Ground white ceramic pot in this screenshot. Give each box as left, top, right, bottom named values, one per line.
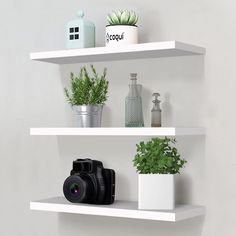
left=105, top=25, right=138, bottom=46
left=138, top=174, right=175, bottom=210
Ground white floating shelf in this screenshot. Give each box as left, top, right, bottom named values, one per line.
left=30, top=41, right=205, bottom=64
left=30, top=127, right=205, bottom=136
left=30, top=197, right=205, bottom=222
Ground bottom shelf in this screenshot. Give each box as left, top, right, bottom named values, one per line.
left=30, top=197, right=205, bottom=222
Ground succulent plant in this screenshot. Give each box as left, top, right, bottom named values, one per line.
left=107, top=10, right=138, bottom=26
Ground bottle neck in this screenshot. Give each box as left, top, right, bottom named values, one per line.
left=130, top=78, right=137, bottom=85
left=152, top=101, right=161, bottom=111
left=154, top=103, right=160, bottom=108
left=128, top=79, right=140, bottom=97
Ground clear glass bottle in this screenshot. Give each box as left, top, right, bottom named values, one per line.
left=151, top=93, right=162, bottom=127
left=125, top=73, right=144, bottom=127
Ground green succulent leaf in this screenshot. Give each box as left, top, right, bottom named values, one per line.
left=110, top=11, right=120, bottom=24
left=133, top=14, right=139, bottom=25
left=120, top=10, right=130, bottom=24
left=116, top=9, right=123, bottom=18
left=107, top=14, right=114, bottom=25
left=107, top=9, right=138, bottom=26
left=128, top=11, right=136, bottom=25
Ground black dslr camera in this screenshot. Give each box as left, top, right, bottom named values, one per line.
left=63, top=159, right=115, bottom=204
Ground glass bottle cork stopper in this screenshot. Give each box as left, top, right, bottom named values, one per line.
left=152, top=93, right=160, bottom=103
left=77, top=10, right=84, bottom=18
left=130, top=73, right=137, bottom=80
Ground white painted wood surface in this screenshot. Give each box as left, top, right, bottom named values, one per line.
left=30, top=127, right=205, bottom=136
left=30, top=197, right=205, bottom=222
left=30, top=41, right=205, bottom=64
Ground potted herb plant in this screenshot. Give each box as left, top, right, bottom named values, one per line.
left=133, top=137, right=187, bottom=210
left=106, top=10, right=138, bottom=46
left=64, top=65, right=108, bottom=127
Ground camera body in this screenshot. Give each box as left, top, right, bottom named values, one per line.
left=63, top=158, right=115, bottom=204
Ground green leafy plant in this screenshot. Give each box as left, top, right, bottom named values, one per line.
left=133, top=137, right=187, bottom=174
left=64, top=65, right=109, bottom=106
left=107, top=10, right=138, bottom=26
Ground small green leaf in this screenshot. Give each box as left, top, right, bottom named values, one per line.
left=132, top=137, right=187, bottom=174
left=64, top=65, right=109, bottom=106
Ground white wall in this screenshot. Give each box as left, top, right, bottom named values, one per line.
left=0, top=0, right=235, bottom=235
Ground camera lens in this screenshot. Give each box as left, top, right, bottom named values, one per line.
left=63, top=175, right=94, bottom=203
left=69, top=183, right=80, bottom=196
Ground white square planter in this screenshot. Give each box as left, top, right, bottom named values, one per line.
left=138, top=174, right=175, bottom=210
left=105, top=25, right=138, bottom=46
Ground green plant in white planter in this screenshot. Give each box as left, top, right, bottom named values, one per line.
left=64, top=65, right=108, bottom=127
left=106, top=10, right=139, bottom=46
left=133, top=137, right=187, bottom=210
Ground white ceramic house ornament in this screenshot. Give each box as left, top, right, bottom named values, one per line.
left=66, top=11, right=95, bottom=49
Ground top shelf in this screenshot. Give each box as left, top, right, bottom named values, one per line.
left=30, top=41, right=206, bottom=64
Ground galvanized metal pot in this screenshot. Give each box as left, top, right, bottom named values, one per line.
left=73, top=105, right=103, bottom=127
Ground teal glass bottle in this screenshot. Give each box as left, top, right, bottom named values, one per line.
left=125, top=73, right=144, bottom=127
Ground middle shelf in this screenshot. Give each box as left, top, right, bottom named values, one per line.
left=30, top=197, right=205, bottom=222
left=30, top=127, right=205, bottom=136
